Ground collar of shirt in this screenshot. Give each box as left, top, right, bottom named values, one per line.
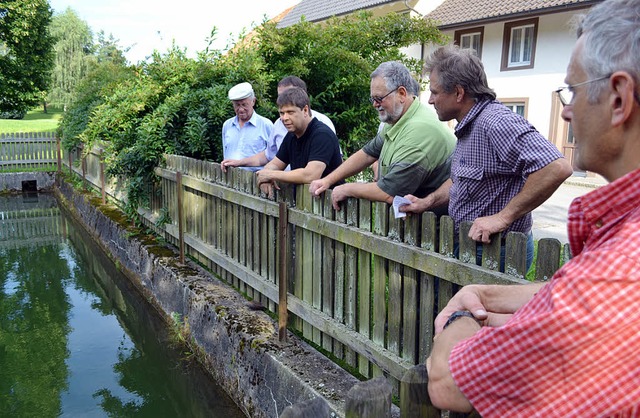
left=568, top=168, right=640, bottom=256
left=232, top=111, right=258, bottom=128
left=454, top=99, right=492, bottom=139
left=383, top=97, right=420, bottom=142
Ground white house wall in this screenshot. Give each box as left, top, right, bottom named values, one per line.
left=421, top=10, right=585, bottom=141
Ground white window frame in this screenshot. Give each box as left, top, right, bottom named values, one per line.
left=501, top=18, right=538, bottom=71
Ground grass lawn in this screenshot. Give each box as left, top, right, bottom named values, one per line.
left=0, top=106, right=63, bottom=133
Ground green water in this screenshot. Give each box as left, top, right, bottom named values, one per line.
left=0, top=194, right=245, bottom=418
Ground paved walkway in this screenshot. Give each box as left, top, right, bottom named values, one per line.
left=532, top=174, right=606, bottom=243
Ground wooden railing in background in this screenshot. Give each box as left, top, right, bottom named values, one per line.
left=61, top=151, right=569, bottom=409
left=0, top=132, right=58, bottom=172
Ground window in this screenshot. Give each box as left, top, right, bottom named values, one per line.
left=501, top=18, right=538, bottom=71
left=454, top=27, right=484, bottom=58
left=500, top=98, right=528, bottom=118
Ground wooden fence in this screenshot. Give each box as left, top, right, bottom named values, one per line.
left=0, top=132, right=59, bottom=172
left=61, top=150, right=568, bottom=410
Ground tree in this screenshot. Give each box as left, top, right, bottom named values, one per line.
left=62, top=11, right=444, bottom=216
left=0, top=0, right=55, bottom=118
left=47, top=7, right=93, bottom=111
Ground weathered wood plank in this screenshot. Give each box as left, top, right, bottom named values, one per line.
left=333, top=189, right=346, bottom=361
left=372, top=201, right=388, bottom=378
left=403, top=214, right=419, bottom=364
left=345, top=198, right=358, bottom=368
left=358, top=198, right=372, bottom=377
left=536, top=238, right=562, bottom=281
left=312, top=186, right=323, bottom=346
left=322, top=191, right=335, bottom=354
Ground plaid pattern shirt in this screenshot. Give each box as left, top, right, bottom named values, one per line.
left=449, top=99, right=563, bottom=234
left=449, top=168, right=640, bottom=417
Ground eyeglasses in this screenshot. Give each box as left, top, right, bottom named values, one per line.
left=555, top=74, right=611, bottom=106
left=369, top=87, right=399, bottom=105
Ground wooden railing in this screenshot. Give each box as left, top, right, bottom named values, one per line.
left=0, top=132, right=59, bottom=172
left=61, top=151, right=569, bottom=403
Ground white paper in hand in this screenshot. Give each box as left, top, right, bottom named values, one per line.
left=392, top=196, right=412, bottom=218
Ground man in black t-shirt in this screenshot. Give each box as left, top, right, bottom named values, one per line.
left=256, top=87, right=343, bottom=197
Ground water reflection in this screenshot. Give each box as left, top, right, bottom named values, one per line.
left=0, top=193, right=244, bottom=418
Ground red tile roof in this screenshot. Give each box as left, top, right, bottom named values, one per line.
left=427, top=0, right=602, bottom=28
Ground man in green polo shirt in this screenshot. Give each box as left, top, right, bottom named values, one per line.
left=309, top=61, right=455, bottom=213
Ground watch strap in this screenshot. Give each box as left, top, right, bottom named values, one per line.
left=443, top=310, right=480, bottom=329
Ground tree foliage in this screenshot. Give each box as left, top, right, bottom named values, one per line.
left=0, top=0, right=55, bottom=118
left=47, top=7, right=93, bottom=110
left=61, top=11, right=445, bottom=215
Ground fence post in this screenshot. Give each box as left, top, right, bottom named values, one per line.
left=56, top=136, right=62, bottom=176
left=280, top=397, right=330, bottom=418
left=68, top=148, right=73, bottom=176
left=80, top=145, right=87, bottom=191
left=100, top=152, right=106, bottom=205
left=176, top=171, right=185, bottom=264
left=278, top=201, right=289, bottom=342
left=345, top=377, right=392, bottom=418
left=400, top=364, right=440, bottom=418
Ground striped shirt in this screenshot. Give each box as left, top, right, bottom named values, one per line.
left=449, top=168, right=640, bottom=417
left=449, top=99, right=562, bottom=234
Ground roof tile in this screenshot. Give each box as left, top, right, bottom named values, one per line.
left=278, top=0, right=397, bottom=27
left=427, top=0, right=601, bottom=27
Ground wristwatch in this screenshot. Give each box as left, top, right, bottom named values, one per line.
left=443, top=310, right=482, bottom=330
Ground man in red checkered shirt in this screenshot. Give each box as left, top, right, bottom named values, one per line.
left=427, top=0, right=640, bottom=416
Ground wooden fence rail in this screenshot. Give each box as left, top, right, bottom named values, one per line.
left=0, top=132, right=58, bottom=172
left=61, top=151, right=569, bottom=408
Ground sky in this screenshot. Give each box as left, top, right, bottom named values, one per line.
left=48, top=0, right=299, bottom=63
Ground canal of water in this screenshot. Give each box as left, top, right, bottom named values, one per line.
left=0, top=193, right=245, bottom=417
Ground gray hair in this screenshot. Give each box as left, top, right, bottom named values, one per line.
left=576, top=0, right=640, bottom=102
left=371, top=61, right=420, bottom=96
left=424, top=45, right=496, bottom=101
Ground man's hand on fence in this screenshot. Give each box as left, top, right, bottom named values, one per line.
left=260, top=182, right=278, bottom=199
left=399, top=194, right=431, bottom=215
left=309, top=178, right=330, bottom=197
left=469, top=213, right=510, bottom=244
left=221, top=159, right=241, bottom=173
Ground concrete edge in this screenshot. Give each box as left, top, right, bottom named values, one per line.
left=54, top=179, right=363, bottom=418
left=0, top=172, right=56, bottom=192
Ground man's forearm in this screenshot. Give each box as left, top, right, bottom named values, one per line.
left=266, top=168, right=321, bottom=185
left=471, top=283, right=544, bottom=314
left=428, top=317, right=479, bottom=411
left=337, top=182, right=392, bottom=204
left=323, top=149, right=376, bottom=186
left=498, top=158, right=572, bottom=225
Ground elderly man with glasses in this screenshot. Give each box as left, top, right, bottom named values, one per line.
left=221, top=82, right=274, bottom=172
left=310, top=61, right=456, bottom=213
left=417, top=0, right=640, bottom=415
left=400, top=45, right=573, bottom=270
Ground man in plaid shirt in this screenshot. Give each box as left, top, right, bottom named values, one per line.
left=400, top=49, right=573, bottom=269
left=426, top=0, right=640, bottom=416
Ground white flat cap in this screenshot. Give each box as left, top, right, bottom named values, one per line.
left=228, top=82, right=254, bottom=101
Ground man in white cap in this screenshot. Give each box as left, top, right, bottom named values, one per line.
left=221, top=82, right=273, bottom=172
left=220, top=76, right=337, bottom=172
